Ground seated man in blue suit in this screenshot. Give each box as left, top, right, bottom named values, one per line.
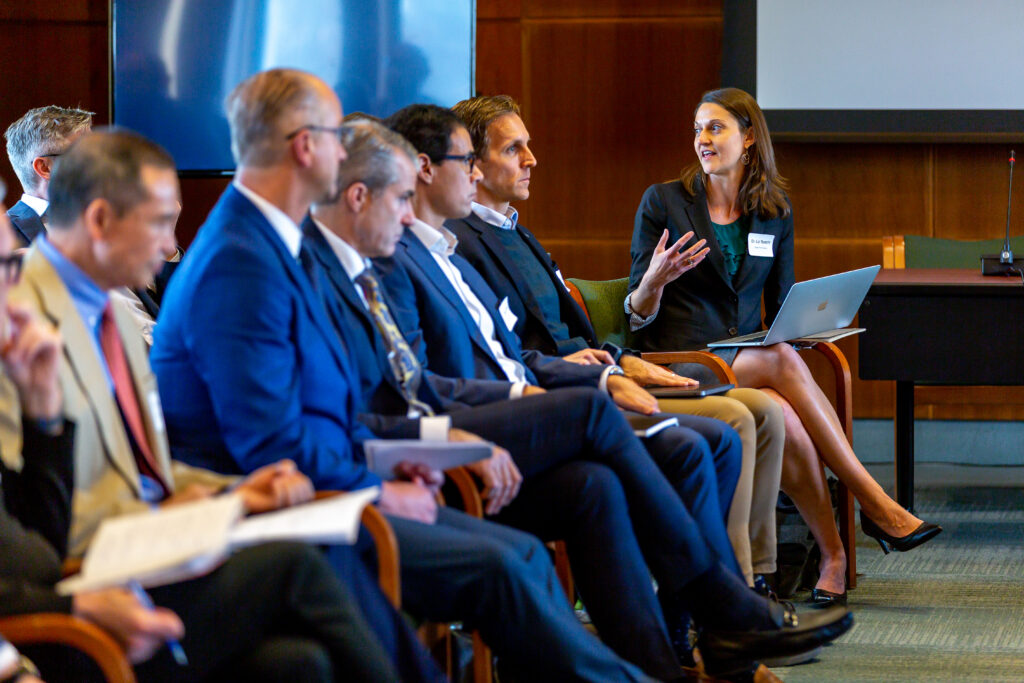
left=152, top=68, right=659, bottom=682
left=303, top=112, right=851, bottom=680
left=377, top=106, right=743, bottom=559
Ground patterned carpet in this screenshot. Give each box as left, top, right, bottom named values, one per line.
left=775, top=483, right=1024, bottom=682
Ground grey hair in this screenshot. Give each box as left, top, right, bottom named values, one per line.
left=337, top=119, right=417, bottom=195
left=4, top=106, right=94, bottom=193
left=225, top=68, right=329, bottom=167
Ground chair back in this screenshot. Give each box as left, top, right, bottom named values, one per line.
left=566, top=277, right=634, bottom=348
left=883, top=234, right=1024, bottom=269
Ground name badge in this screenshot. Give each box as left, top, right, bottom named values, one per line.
left=748, top=233, right=775, bottom=257
left=498, top=297, right=518, bottom=332
left=147, top=390, right=166, bottom=434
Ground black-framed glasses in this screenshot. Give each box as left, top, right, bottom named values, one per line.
left=442, top=153, right=477, bottom=173
left=38, top=153, right=63, bottom=159
left=0, top=252, right=23, bottom=285
left=284, top=124, right=346, bottom=141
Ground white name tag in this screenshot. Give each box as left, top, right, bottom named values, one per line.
left=147, top=390, right=166, bottom=434
left=748, top=233, right=775, bottom=257
left=498, top=297, right=518, bottom=332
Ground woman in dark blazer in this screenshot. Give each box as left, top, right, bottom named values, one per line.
left=627, top=88, right=940, bottom=606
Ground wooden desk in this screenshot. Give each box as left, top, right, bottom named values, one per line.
left=858, top=268, right=1024, bottom=510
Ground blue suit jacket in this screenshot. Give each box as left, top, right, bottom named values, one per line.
left=377, top=228, right=605, bottom=390
left=300, top=220, right=514, bottom=434
left=151, top=185, right=388, bottom=491
left=7, top=201, right=46, bottom=247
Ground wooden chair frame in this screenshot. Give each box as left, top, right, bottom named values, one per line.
left=0, top=614, right=137, bottom=683
left=0, top=495, right=403, bottom=683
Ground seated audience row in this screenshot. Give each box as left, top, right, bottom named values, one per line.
left=1, top=71, right=944, bottom=682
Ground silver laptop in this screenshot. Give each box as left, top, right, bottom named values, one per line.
left=707, top=265, right=881, bottom=348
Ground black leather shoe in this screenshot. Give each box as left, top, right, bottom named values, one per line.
left=809, top=587, right=848, bottom=607
left=860, top=511, right=942, bottom=555
left=698, top=604, right=853, bottom=663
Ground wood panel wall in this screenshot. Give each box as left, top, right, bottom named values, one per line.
left=477, top=0, right=1024, bottom=421
left=2, top=0, right=1019, bottom=419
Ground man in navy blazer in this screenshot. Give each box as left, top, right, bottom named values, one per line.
left=4, top=106, right=93, bottom=246
left=449, top=95, right=788, bottom=590
left=152, top=70, right=655, bottom=682
left=306, top=109, right=851, bottom=679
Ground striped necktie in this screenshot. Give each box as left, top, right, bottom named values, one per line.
left=355, top=268, right=435, bottom=417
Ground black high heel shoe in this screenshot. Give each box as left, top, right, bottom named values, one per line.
left=810, top=587, right=847, bottom=608
left=860, top=511, right=942, bottom=554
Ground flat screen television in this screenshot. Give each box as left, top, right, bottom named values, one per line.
left=722, top=0, right=1024, bottom=141
left=112, top=0, right=475, bottom=174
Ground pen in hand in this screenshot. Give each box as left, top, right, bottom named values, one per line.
left=127, top=580, right=189, bottom=666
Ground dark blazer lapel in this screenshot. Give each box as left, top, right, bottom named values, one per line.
left=303, top=223, right=405, bottom=398
left=399, top=234, right=499, bottom=364
left=7, top=201, right=46, bottom=246
left=514, top=223, right=597, bottom=340
left=226, top=189, right=353, bottom=379
left=450, top=253, right=528, bottom=364
left=682, top=184, right=735, bottom=293
left=462, top=213, right=549, bottom=324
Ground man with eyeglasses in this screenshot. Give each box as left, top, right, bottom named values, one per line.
left=0, top=173, right=444, bottom=682
left=4, top=106, right=182, bottom=345
left=4, top=107, right=93, bottom=247
left=152, top=70, right=659, bottom=681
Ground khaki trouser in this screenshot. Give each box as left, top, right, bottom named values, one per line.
left=656, top=388, right=784, bottom=585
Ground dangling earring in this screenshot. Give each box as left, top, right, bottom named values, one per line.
left=741, top=151, right=751, bottom=165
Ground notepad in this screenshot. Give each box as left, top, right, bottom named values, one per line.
left=57, top=488, right=379, bottom=594
left=363, top=440, right=493, bottom=479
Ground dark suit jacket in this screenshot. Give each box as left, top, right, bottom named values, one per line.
left=0, top=419, right=76, bottom=615
left=301, top=220, right=513, bottom=435
left=151, top=185, right=385, bottom=491
left=446, top=213, right=604, bottom=358
left=6, top=200, right=45, bottom=247
left=627, top=181, right=794, bottom=352
left=378, top=228, right=605, bottom=391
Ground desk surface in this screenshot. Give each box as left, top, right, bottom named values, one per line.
left=873, top=268, right=1024, bottom=287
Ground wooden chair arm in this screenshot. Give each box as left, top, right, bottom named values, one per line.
left=62, top=557, right=83, bottom=578
left=639, top=351, right=738, bottom=384
left=314, top=491, right=401, bottom=607
left=444, top=467, right=485, bottom=518
left=359, top=505, right=401, bottom=608
left=0, top=614, right=137, bottom=683
left=799, top=341, right=853, bottom=442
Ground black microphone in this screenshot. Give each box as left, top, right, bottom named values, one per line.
left=1002, top=151, right=1015, bottom=263
left=982, top=150, right=1023, bottom=275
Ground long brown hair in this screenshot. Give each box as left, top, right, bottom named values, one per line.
left=680, top=88, right=790, bottom=219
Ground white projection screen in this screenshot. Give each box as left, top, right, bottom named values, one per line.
left=721, top=0, right=1024, bottom=141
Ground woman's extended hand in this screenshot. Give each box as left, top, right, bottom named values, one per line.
left=631, top=230, right=710, bottom=317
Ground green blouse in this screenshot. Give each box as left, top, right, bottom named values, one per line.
left=712, top=215, right=750, bottom=281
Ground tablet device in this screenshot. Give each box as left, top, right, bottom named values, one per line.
left=645, top=382, right=735, bottom=398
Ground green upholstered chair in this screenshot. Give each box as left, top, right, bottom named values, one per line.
left=566, top=277, right=635, bottom=349
left=883, top=234, right=1024, bottom=269
left=566, top=275, right=858, bottom=588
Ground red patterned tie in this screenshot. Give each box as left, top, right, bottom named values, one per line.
left=99, top=302, right=169, bottom=497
